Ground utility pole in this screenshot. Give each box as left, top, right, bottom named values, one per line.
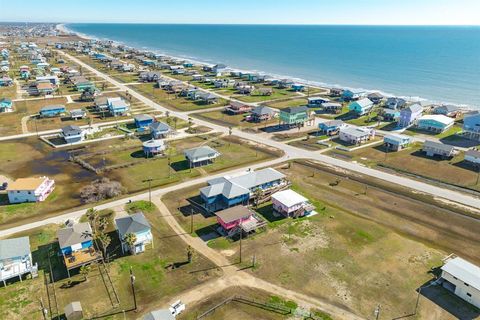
left=39, top=298, right=47, bottom=320
left=190, top=208, right=194, bottom=234
left=142, top=178, right=153, bottom=203
left=239, top=231, right=243, bottom=264
left=130, top=267, right=137, bottom=312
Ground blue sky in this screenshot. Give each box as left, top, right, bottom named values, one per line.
left=1, top=0, right=479, bottom=25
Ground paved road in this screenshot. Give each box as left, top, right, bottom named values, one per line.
left=0, top=156, right=288, bottom=238
left=145, top=197, right=365, bottom=320
left=60, top=51, right=480, bottom=209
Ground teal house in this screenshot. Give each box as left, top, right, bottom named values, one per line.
left=0, top=98, right=13, bottom=113
left=349, top=98, right=374, bottom=116
left=280, top=106, right=310, bottom=127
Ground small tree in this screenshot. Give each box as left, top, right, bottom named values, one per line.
left=86, top=208, right=99, bottom=234
left=124, top=233, right=138, bottom=255
left=173, top=117, right=178, bottom=130
left=79, top=264, right=91, bottom=282
left=165, top=110, right=170, bottom=119
left=97, top=233, right=111, bottom=260
left=97, top=216, right=109, bottom=233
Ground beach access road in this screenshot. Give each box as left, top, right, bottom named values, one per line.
left=58, top=51, right=480, bottom=210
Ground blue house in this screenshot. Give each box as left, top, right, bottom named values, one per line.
left=134, top=114, right=154, bottom=129
left=399, top=104, right=423, bottom=127
left=107, top=98, right=129, bottom=116
left=383, top=134, right=412, bottom=151
left=342, top=89, right=365, bottom=101
left=93, top=53, right=106, bottom=59
left=115, top=212, right=153, bottom=254
left=0, top=237, right=37, bottom=286
left=0, top=98, right=13, bottom=113
left=382, top=108, right=401, bottom=121
left=200, top=168, right=286, bottom=212
left=463, top=112, right=480, bottom=141
left=149, top=121, right=171, bottom=139
left=39, top=105, right=66, bottom=118
left=318, top=120, right=346, bottom=135
left=308, top=97, right=330, bottom=107
left=291, top=83, right=305, bottom=92
left=349, top=98, right=374, bottom=116
left=417, top=115, right=454, bottom=133
left=57, top=222, right=101, bottom=277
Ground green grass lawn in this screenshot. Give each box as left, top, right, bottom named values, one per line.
left=129, top=83, right=229, bottom=112
left=264, top=98, right=308, bottom=109
left=404, top=124, right=463, bottom=139
left=233, top=88, right=299, bottom=103
left=0, top=202, right=222, bottom=320
left=166, top=160, right=480, bottom=319
left=193, top=110, right=277, bottom=130
left=328, top=141, right=480, bottom=190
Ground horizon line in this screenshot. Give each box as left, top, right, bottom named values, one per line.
left=1, top=21, right=480, bottom=27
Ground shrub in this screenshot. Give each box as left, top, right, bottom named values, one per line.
left=80, top=178, right=125, bottom=203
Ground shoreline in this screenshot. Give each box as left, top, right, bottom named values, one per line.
left=57, top=23, right=475, bottom=111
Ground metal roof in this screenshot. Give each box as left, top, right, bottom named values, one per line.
left=184, top=146, right=220, bottom=160
left=57, top=222, right=93, bottom=249
left=271, top=189, right=308, bottom=208
left=0, top=237, right=30, bottom=260
left=442, top=257, right=480, bottom=291
left=423, top=140, right=455, bottom=152
left=149, top=122, right=171, bottom=132
left=115, top=212, right=151, bottom=237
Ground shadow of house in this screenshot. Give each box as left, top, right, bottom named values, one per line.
left=256, top=204, right=286, bottom=224
left=410, top=150, right=452, bottom=162
left=420, top=284, right=480, bottom=320
left=33, top=242, right=69, bottom=282
left=194, top=224, right=222, bottom=242
left=178, top=195, right=211, bottom=218
left=170, top=159, right=191, bottom=172
left=130, top=150, right=146, bottom=159
left=439, top=136, right=480, bottom=148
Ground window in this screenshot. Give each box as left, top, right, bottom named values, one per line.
left=467, top=293, right=472, bottom=297
left=464, top=283, right=470, bottom=287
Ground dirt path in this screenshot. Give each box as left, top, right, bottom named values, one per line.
left=20, top=115, right=30, bottom=134
left=152, top=198, right=364, bottom=320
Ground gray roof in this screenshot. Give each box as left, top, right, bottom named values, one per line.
left=442, top=257, right=480, bottom=291
left=134, top=114, right=154, bottom=122
left=62, top=125, right=82, bottom=135
left=115, top=212, right=151, bottom=237
left=0, top=237, right=30, bottom=260
left=322, top=120, right=344, bottom=127
left=95, top=96, right=108, bottom=106
left=282, top=106, right=309, bottom=114
left=201, top=168, right=285, bottom=199
left=143, top=310, right=175, bottom=320
left=423, top=140, right=455, bottom=152
left=405, top=103, right=423, bottom=113
left=340, top=127, right=372, bottom=138
left=384, top=133, right=411, bottom=144
left=41, top=105, right=65, bottom=112
left=435, top=105, right=459, bottom=113
left=57, top=222, right=93, bottom=249
left=251, top=106, right=276, bottom=116
left=184, top=146, right=220, bottom=160
left=149, top=121, right=171, bottom=132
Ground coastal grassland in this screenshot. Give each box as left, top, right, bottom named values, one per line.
left=264, top=97, right=308, bottom=109
left=0, top=224, right=57, bottom=320
left=0, top=134, right=280, bottom=229
left=404, top=124, right=464, bottom=139
left=327, top=142, right=480, bottom=191
left=287, top=135, right=329, bottom=151
left=0, top=202, right=221, bottom=320
left=107, top=134, right=282, bottom=193
left=0, top=83, right=17, bottom=99
left=178, top=287, right=313, bottom=320
left=0, top=97, right=67, bottom=135
left=164, top=160, right=480, bottom=319
left=232, top=87, right=300, bottom=103
left=127, top=83, right=229, bottom=112
left=192, top=110, right=277, bottom=130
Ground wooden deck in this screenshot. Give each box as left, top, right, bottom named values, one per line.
left=64, top=249, right=102, bottom=270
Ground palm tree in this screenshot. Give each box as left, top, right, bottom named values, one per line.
left=124, top=233, right=138, bottom=255
left=253, top=188, right=264, bottom=208
left=97, top=233, right=111, bottom=260
left=79, top=264, right=91, bottom=282
left=86, top=208, right=99, bottom=234
left=97, top=217, right=109, bottom=233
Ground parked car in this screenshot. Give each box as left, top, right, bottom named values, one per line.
left=169, top=300, right=186, bottom=317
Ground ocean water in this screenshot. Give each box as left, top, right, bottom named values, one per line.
left=67, top=24, right=480, bottom=107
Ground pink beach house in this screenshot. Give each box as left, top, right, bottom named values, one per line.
left=215, top=206, right=255, bottom=231
left=7, top=177, right=55, bottom=204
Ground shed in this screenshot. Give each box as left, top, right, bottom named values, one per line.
left=64, top=301, right=83, bottom=320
